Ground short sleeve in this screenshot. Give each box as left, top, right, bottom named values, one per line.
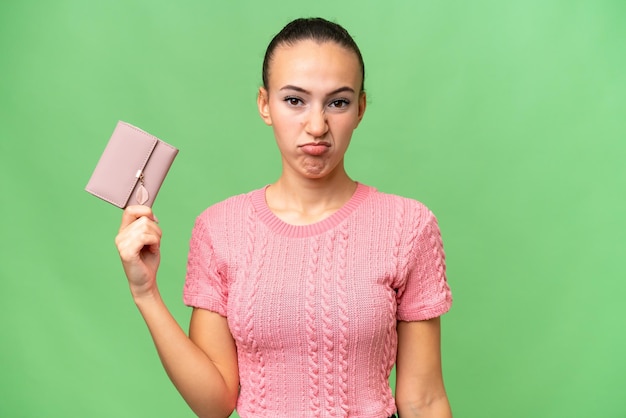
left=396, top=210, right=452, bottom=321
left=183, top=216, right=228, bottom=316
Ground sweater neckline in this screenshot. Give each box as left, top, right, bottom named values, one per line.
left=250, top=182, right=373, bottom=238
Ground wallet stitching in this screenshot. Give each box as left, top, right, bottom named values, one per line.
left=121, top=121, right=179, bottom=153
left=85, top=188, right=123, bottom=208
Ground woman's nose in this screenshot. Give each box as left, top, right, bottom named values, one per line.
left=305, top=109, right=328, bottom=138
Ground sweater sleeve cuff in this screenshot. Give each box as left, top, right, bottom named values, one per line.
left=183, top=293, right=228, bottom=317
left=397, top=296, right=452, bottom=322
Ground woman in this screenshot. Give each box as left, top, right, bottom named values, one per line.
left=116, top=17, right=453, bottom=418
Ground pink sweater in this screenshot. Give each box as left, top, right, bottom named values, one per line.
left=184, top=183, right=452, bottom=417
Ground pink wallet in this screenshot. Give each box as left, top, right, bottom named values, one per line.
left=85, top=121, right=179, bottom=208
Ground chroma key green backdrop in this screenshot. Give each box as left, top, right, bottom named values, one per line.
left=1, top=1, right=625, bottom=417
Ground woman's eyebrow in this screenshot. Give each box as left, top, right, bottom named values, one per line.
left=279, top=85, right=356, bottom=95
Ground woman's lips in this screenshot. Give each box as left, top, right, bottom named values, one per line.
left=300, top=142, right=330, bottom=156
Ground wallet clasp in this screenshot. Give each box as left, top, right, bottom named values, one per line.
left=135, top=169, right=149, bottom=205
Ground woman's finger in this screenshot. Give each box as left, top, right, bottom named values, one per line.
left=116, top=211, right=163, bottom=261
left=116, top=227, right=161, bottom=258
left=119, top=205, right=158, bottom=232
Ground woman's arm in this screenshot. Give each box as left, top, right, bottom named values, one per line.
left=116, top=206, right=239, bottom=418
left=395, top=317, right=452, bottom=418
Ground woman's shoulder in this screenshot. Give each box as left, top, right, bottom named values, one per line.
left=365, top=185, right=436, bottom=219
left=195, top=186, right=265, bottom=223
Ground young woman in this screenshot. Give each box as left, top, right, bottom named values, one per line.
left=115, top=18, right=453, bottom=418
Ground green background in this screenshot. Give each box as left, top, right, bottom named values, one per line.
left=1, top=1, right=624, bottom=417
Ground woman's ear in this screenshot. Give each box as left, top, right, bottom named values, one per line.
left=355, top=91, right=367, bottom=128
left=257, top=87, right=272, bottom=126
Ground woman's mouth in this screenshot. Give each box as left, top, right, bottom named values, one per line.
left=299, top=142, right=330, bottom=156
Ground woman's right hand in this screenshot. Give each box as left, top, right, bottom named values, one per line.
left=115, top=207, right=240, bottom=417
left=115, top=205, right=162, bottom=299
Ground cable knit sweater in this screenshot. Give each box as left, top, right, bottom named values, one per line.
left=183, top=183, right=452, bottom=417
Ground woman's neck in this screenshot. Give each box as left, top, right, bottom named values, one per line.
left=266, top=171, right=357, bottom=226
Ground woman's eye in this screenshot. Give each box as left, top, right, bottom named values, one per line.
left=329, top=99, right=350, bottom=109
left=285, top=97, right=303, bottom=106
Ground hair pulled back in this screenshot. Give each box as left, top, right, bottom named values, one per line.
left=262, top=17, right=365, bottom=92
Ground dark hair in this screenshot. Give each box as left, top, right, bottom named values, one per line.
left=262, top=17, right=365, bottom=92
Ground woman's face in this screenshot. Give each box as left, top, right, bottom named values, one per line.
left=258, top=40, right=366, bottom=180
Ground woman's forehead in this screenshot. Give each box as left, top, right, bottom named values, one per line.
left=268, top=40, right=362, bottom=91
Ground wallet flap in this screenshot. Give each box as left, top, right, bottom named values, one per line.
left=85, top=121, right=159, bottom=208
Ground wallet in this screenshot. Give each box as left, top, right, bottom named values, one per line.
left=85, top=121, right=179, bottom=208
